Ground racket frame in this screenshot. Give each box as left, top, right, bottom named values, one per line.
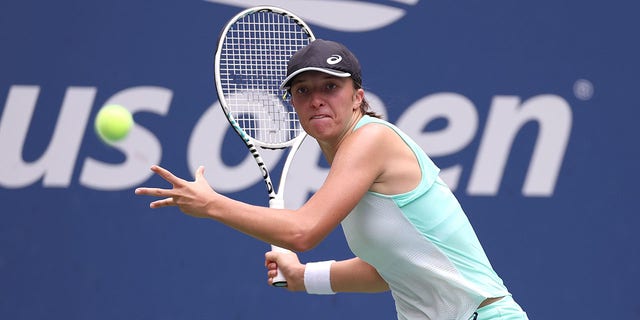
left=214, top=6, right=316, bottom=287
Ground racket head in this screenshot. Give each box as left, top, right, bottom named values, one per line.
left=214, top=6, right=315, bottom=149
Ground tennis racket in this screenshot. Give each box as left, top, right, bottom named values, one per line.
left=214, top=6, right=315, bottom=287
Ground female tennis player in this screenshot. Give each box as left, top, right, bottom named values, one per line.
left=136, top=39, right=528, bottom=319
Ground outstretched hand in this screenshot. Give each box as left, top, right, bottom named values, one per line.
left=135, top=165, right=218, bottom=219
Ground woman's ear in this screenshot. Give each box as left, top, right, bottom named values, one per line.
left=353, top=88, right=364, bottom=110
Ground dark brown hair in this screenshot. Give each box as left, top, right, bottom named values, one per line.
left=353, top=80, right=382, bottom=119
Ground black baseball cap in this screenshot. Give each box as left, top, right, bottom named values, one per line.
left=280, top=39, right=362, bottom=90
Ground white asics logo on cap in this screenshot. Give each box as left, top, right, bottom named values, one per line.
left=327, top=55, right=342, bottom=65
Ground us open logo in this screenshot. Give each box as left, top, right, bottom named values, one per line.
left=203, top=0, right=417, bottom=32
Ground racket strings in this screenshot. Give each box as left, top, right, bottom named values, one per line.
left=219, top=11, right=311, bottom=145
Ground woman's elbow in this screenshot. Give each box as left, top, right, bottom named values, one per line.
left=282, top=215, right=331, bottom=252
left=285, top=224, right=325, bottom=252
left=287, top=232, right=321, bottom=252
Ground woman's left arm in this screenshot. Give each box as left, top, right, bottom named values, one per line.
left=135, top=124, right=393, bottom=252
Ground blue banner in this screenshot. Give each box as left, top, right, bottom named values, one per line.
left=1, top=1, right=638, bottom=319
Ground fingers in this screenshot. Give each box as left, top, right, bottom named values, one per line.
left=195, top=166, right=206, bottom=181
left=265, top=253, right=279, bottom=283
left=265, top=253, right=278, bottom=271
left=134, top=187, right=170, bottom=197
left=265, top=251, right=275, bottom=262
left=150, top=165, right=183, bottom=185
left=134, top=165, right=208, bottom=210
left=265, top=260, right=279, bottom=286
left=134, top=165, right=190, bottom=198
left=134, top=185, right=175, bottom=208
left=265, top=261, right=278, bottom=271
left=267, top=266, right=278, bottom=277
left=150, top=197, right=176, bottom=208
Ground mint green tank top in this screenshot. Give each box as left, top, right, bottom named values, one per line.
left=341, top=116, right=509, bottom=320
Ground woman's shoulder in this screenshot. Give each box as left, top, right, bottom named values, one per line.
left=351, top=119, right=397, bottom=143
left=346, top=120, right=410, bottom=161
left=355, top=114, right=388, bottom=128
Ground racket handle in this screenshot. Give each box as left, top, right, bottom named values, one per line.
left=268, top=199, right=288, bottom=286
left=270, top=244, right=290, bottom=287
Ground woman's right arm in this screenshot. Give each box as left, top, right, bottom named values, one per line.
left=265, top=251, right=389, bottom=293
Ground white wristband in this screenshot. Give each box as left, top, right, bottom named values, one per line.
left=304, top=260, right=336, bottom=295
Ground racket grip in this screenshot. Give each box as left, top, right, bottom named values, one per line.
left=270, top=244, right=290, bottom=287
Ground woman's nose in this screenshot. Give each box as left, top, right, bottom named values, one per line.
left=309, top=91, right=324, bottom=108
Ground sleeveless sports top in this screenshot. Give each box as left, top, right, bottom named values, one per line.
left=341, top=115, right=509, bottom=320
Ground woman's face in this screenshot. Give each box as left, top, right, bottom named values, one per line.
left=290, top=71, right=363, bottom=141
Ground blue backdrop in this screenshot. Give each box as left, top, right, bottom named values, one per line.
left=1, top=1, right=638, bottom=319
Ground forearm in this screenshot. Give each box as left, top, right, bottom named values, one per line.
left=136, top=165, right=359, bottom=252
left=207, top=195, right=312, bottom=251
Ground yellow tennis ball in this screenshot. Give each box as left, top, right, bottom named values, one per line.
left=94, top=104, right=133, bottom=143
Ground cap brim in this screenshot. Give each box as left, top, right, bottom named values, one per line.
left=280, top=67, right=351, bottom=90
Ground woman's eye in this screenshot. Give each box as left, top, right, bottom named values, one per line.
left=325, top=83, right=337, bottom=90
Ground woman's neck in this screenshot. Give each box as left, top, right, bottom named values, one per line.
left=317, top=113, right=364, bottom=164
